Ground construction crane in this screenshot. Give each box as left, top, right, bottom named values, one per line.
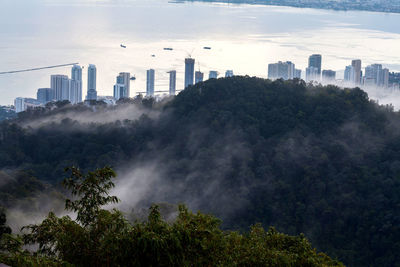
left=0, top=63, right=79, bottom=75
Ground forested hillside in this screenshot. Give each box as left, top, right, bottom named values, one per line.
left=0, top=77, right=399, bottom=266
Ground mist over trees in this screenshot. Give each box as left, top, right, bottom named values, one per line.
left=0, top=167, right=342, bottom=266
left=0, top=77, right=399, bottom=266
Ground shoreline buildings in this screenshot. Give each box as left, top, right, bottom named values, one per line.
left=184, top=58, right=195, bottom=88
left=146, top=69, right=155, bottom=96
left=168, top=70, right=176, bottom=96
left=86, top=64, right=97, bottom=101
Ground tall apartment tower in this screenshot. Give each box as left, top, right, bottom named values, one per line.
left=69, top=80, right=82, bottom=104
left=51, top=75, right=69, bottom=101
left=168, top=70, right=176, bottom=96
left=113, top=73, right=129, bottom=100
left=365, top=64, right=383, bottom=86
left=118, top=72, right=131, bottom=97
left=184, top=58, right=195, bottom=88
left=268, top=61, right=295, bottom=80
left=37, top=88, right=54, bottom=104
left=71, top=64, right=82, bottom=81
left=86, top=64, right=97, bottom=101
left=70, top=65, right=82, bottom=104
left=195, top=71, right=204, bottom=84
left=305, top=67, right=319, bottom=82
left=382, top=68, right=389, bottom=88
left=351, top=59, right=362, bottom=84
left=308, top=54, right=322, bottom=79
left=113, top=75, right=126, bottom=100
left=344, top=65, right=355, bottom=82
left=146, top=69, right=155, bottom=96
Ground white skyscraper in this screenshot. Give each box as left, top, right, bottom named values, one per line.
left=344, top=65, right=355, bottom=83
left=113, top=73, right=129, bottom=100
left=146, top=69, right=155, bottom=96
left=168, top=70, right=176, bottom=96
left=51, top=75, right=69, bottom=101
left=383, top=68, right=389, bottom=88
left=365, top=64, right=384, bottom=86
left=70, top=65, right=82, bottom=104
left=87, top=64, right=97, bottom=101
left=69, top=79, right=82, bottom=104
left=306, top=67, right=319, bottom=82
left=118, top=72, right=131, bottom=97
left=185, top=58, right=195, bottom=88
left=268, top=61, right=296, bottom=80
left=14, top=97, right=25, bottom=113
left=71, top=64, right=82, bottom=81
left=14, top=97, right=41, bottom=113
left=351, top=59, right=362, bottom=84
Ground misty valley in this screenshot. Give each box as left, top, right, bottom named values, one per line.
left=0, top=77, right=400, bottom=266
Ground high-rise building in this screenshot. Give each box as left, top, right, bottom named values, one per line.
left=51, top=75, right=69, bottom=101
left=87, top=64, right=97, bottom=101
left=71, top=64, right=82, bottom=81
left=118, top=72, right=131, bottom=97
left=382, top=68, right=389, bottom=88
left=113, top=73, right=129, bottom=100
left=268, top=61, right=295, bottom=80
left=308, top=54, right=322, bottom=78
left=36, top=88, right=54, bottom=104
left=322, top=70, right=336, bottom=82
left=113, top=84, right=126, bottom=100
left=168, top=70, right=176, bottom=96
left=70, top=65, right=82, bottom=104
left=225, top=70, right=234, bottom=77
left=294, top=69, right=302, bottom=79
left=195, top=71, right=204, bottom=84
left=146, top=69, right=155, bottom=96
left=365, top=64, right=383, bottom=86
left=306, top=67, right=319, bottom=82
left=69, top=80, right=82, bottom=104
left=14, top=97, right=25, bottom=113
left=351, top=60, right=362, bottom=84
left=185, top=58, right=195, bottom=88
left=14, top=97, right=41, bottom=113
left=344, top=65, right=355, bottom=82
left=209, top=71, right=218, bottom=79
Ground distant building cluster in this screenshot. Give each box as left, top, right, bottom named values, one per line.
left=14, top=64, right=85, bottom=113
left=13, top=57, right=235, bottom=113
left=268, top=54, right=399, bottom=91
left=12, top=52, right=400, bottom=114
left=144, top=58, right=232, bottom=97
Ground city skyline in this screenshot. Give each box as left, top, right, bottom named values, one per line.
left=10, top=54, right=400, bottom=113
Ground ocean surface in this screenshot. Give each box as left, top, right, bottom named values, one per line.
left=1, top=0, right=400, bottom=106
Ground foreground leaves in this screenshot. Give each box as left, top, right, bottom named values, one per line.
left=0, top=167, right=343, bottom=266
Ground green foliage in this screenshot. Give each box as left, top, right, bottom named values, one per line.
left=0, top=77, right=399, bottom=266
left=3, top=167, right=341, bottom=266
left=63, top=167, right=119, bottom=226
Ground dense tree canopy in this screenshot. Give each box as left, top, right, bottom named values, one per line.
left=0, top=107, right=16, bottom=122
left=0, top=77, right=399, bottom=266
left=0, top=167, right=342, bottom=267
